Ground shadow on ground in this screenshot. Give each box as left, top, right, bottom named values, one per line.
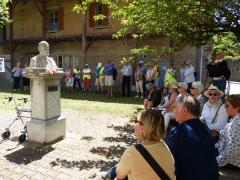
left=105, top=124, right=136, bottom=145
left=107, top=124, right=134, bottom=134
left=4, top=144, right=54, bottom=165
left=90, top=145, right=126, bottom=159
left=50, top=158, right=118, bottom=172
left=104, top=134, right=136, bottom=145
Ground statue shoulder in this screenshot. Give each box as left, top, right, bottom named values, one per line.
left=47, top=57, right=57, bottom=68
left=29, top=55, right=39, bottom=67
left=30, top=55, right=39, bottom=62
left=47, top=57, right=54, bottom=61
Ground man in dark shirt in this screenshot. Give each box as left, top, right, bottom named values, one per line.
left=212, top=52, right=231, bottom=91
left=205, top=59, right=217, bottom=89
left=165, top=95, right=218, bottom=180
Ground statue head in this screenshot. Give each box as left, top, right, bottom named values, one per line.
left=38, top=41, right=49, bottom=57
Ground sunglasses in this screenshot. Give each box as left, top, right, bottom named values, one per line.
left=134, top=120, right=143, bottom=125
left=208, top=93, right=218, bottom=97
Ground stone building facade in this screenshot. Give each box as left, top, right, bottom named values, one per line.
left=0, top=0, right=206, bottom=90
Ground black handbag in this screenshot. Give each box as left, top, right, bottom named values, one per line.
left=135, top=144, right=171, bottom=180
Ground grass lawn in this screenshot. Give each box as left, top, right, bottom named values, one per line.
left=0, top=82, right=142, bottom=119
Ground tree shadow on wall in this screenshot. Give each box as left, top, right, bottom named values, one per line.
left=50, top=158, right=118, bottom=172
left=4, top=144, right=54, bottom=165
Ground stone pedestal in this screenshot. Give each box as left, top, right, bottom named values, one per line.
left=26, top=68, right=66, bottom=144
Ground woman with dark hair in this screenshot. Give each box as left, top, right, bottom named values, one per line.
left=216, top=94, right=240, bottom=169
left=116, top=110, right=175, bottom=180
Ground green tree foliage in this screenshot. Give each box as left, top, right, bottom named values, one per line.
left=213, top=32, right=240, bottom=61
left=0, top=0, right=9, bottom=27
left=75, top=0, right=240, bottom=54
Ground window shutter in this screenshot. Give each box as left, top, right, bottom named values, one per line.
left=102, top=5, right=109, bottom=26
left=58, top=8, right=64, bottom=30
left=45, top=10, right=50, bottom=31
left=89, top=3, right=96, bottom=27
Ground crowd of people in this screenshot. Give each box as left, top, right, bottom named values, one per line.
left=107, top=52, right=239, bottom=180
left=64, top=60, right=117, bottom=97
left=63, top=59, right=171, bottom=98
left=112, top=93, right=240, bottom=180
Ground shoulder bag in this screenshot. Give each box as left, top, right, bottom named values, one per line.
left=210, top=103, right=223, bottom=141
left=135, top=144, right=171, bottom=180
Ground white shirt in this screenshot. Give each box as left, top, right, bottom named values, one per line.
left=83, top=68, right=91, bottom=74
left=216, top=114, right=240, bottom=168
left=200, top=99, right=228, bottom=131
left=184, top=65, right=195, bottom=83
left=145, top=68, right=155, bottom=81
left=121, top=64, right=132, bottom=76
left=12, top=67, right=22, bottom=77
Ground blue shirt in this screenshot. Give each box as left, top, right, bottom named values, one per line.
left=95, top=67, right=101, bottom=78
left=105, top=64, right=114, bottom=76
left=165, top=119, right=218, bottom=180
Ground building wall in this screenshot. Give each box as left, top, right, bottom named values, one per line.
left=0, top=0, right=206, bottom=90
left=13, top=1, right=41, bottom=39
left=12, top=0, right=122, bottom=40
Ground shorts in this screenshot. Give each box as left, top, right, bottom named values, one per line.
left=105, top=75, right=113, bottom=86
left=95, top=78, right=104, bottom=87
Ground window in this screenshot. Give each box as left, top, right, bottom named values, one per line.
left=89, top=3, right=109, bottom=28
left=96, top=4, right=103, bottom=26
left=46, top=8, right=64, bottom=31
left=49, top=10, right=58, bottom=31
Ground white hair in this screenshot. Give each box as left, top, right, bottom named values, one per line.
left=192, top=81, right=204, bottom=93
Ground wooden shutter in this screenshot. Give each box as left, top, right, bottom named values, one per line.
left=58, top=8, right=64, bottom=30
left=102, top=5, right=109, bottom=26
left=89, top=3, right=96, bottom=27
left=45, top=10, right=50, bottom=31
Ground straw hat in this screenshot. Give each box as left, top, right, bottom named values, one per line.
left=204, top=85, right=224, bottom=98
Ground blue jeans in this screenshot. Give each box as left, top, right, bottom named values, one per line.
left=212, top=80, right=226, bottom=92
left=106, top=166, right=128, bottom=180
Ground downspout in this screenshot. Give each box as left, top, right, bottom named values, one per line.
left=82, top=13, right=87, bottom=64
left=8, top=2, right=15, bottom=68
